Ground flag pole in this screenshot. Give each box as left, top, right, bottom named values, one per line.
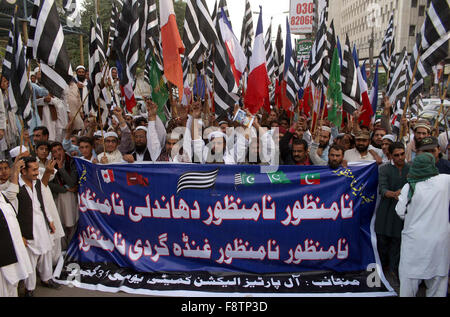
left=202, top=53, right=212, bottom=116
left=433, top=74, right=450, bottom=136
left=189, top=60, right=194, bottom=104
left=68, top=93, right=91, bottom=127
left=80, top=34, right=84, bottom=66
left=399, top=49, right=422, bottom=141
left=386, top=40, right=392, bottom=84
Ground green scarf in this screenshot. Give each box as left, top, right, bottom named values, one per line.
left=407, top=153, right=439, bottom=202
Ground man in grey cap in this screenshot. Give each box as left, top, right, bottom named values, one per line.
left=344, top=131, right=377, bottom=163
left=417, top=136, right=450, bottom=174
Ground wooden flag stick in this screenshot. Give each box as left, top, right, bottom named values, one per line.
left=386, top=41, right=393, bottom=84
left=433, top=74, right=450, bottom=135
left=68, top=92, right=91, bottom=127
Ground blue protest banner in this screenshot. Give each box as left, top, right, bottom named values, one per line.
left=66, top=160, right=380, bottom=275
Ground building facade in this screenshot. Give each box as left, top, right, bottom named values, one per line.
left=329, top=0, right=429, bottom=68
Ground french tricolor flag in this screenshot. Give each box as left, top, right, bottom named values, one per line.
left=219, top=8, right=246, bottom=87
left=353, top=45, right=373, bottom=126
left=244, top=7, right=270, bottom=115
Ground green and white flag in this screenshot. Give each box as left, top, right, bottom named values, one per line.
left=267, top=171, right=291, bottom=184
left=148, top=53, right=169, bottom=123
left=235, top=173, right=255, bottom=186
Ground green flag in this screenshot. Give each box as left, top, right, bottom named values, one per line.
left=327, top=47, right=343, bottom=127
left=148, top=53, right=169, bottom=123
left=235, top=173, right=255, bottom=186
left=267, top=171, right=291, bottom=184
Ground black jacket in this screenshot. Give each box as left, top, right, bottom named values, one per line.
left=132, top=148, right=152, bottom=162
left=0, top=194, right=17, bottom=267
left=17, top=180, right=51, bottom=240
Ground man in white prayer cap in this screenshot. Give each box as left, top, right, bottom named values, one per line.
left=201, top=131, right=235, bottom=165
left=97, top=131, right=125, bottom=164
left=65, top=65, right=92, bottom=131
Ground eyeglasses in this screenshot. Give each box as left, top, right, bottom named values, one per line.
left=392, top=152, right=405, bottom=157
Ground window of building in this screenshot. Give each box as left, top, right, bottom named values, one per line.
left=409, top=25, right=416, bottom=37
left=419, top=5, right=426, bottom=16
left=411, top=0, right=418, bottom=7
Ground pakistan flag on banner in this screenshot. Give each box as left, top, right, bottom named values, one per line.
left=267, top=171, right=291, bottom=184
left=148, top=53, right=169, bottom=123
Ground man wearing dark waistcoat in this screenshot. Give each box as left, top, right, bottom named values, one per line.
left=18, top=156, right=60, bottom=297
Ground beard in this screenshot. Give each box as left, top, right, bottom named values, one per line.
left=356, top=144, right=369, bottom=153
left=319, top=141, right=329, bottom=149
left=328, top=160, right=341, bottom=169
left=135, top=144, right=147, bottom=153
left=77, top=74, right=86, bottom=82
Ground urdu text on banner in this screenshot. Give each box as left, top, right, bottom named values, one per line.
left=66, top=159, right=380, bottom=274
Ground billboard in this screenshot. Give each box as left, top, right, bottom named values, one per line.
left=289, top=0, right=315, bottom=34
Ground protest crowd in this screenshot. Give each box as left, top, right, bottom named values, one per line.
left=0, top=0, right=449, bottom=298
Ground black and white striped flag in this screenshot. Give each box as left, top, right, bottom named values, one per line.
left=408, top=0, right=450, bottom=104
left=2, top=17, right=14, bottom=82
left=407, top=34, right=425, bottom=109
left=106, top=0, right=121, bottom=58
left=265, top=19, right=275, bottom=102
left=420, top=0, right=450, bottom=53
left=308, top=21, right=327, bottom=86
left=240, top=0, right=254, bottom=60
left=274, top=24, right=284, bottom=83
left=147, top=0, right=163, bottom=72
left=341, top=34, right=360, bottom=114
left=89, top=16, right=107, bottom=111
left=265, top=18, right=275, bottom=79
left=297, top=58, right=309, bottom=95
left=7, top=15, right=33, bottom=128
left=183, top=0, right=218, bottom=64
left=63, top=0, right=81, bottom=28
left=317, top=0, right=329, bottom=27
left=138, top=0, right=149, bottom=50
left=114, top=0, right=140, bottom=96
left=197, top=0, right=219, bottom=60
left=380, top=13, right=395, bottom=74
left=387, top=47, right=408, bottom=105
left=144, top=0, right=163, bottom=83
left=27, top=0, right=74, bottom=99
left=285, top=49, right=300, bottom=109
left=177, top=169, right=219, bottom=194
left=322, top=20, right=336, bottom=88
left=183, top=0, right=202, bottom=62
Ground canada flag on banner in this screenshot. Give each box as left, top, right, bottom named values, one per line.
left=101, top=170, right=115, bottom=183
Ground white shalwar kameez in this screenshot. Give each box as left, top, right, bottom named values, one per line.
left=395, top=174, right=450, bottom=297
left=0, top=195, right=33, bottom=297
left=37, top=168, right=65, bottom=264
left=19, top=178, right=55, bottom=291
